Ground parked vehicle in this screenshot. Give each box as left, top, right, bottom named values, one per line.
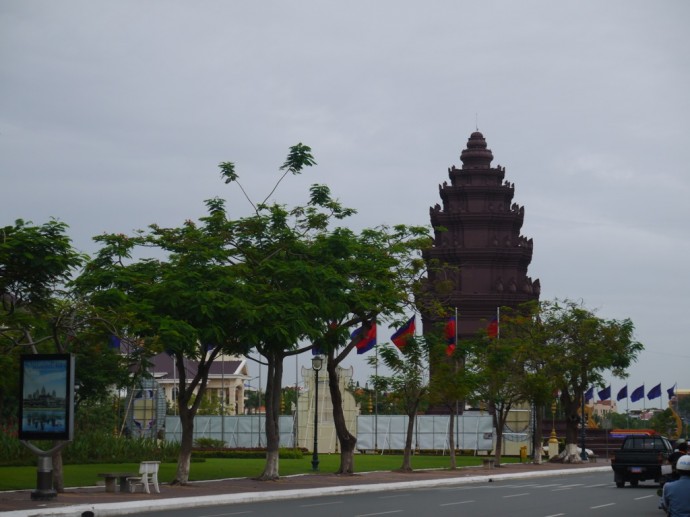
left=611, top=430, right=673, bottom=488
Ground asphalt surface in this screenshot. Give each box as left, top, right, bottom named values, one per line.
left=0, top=459, right=612, bottom=517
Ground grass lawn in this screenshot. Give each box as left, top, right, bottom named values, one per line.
left=0, top=454, right=518, bottom=491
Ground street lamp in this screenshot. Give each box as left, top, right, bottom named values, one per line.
left=311, top=354, right=324, bottom=471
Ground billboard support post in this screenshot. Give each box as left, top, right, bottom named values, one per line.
left=21, top=440, right=69, bottom=500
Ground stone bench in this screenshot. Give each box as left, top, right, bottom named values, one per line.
left=97, top=472, right=136, bottom=493
left=482, top=458, right=496, bottom=469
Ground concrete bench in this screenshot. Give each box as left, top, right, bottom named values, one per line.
left=482, top=458, right=496, bottom=469
left=127, top=461, right=161, bottom=494
left=97, top=472, right=136, bottom=493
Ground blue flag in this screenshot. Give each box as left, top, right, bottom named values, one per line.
left=584, top=386, right=594, bottom=402
left=616, top=385, right=628, bottom=401
left=598, top=385, right=611, bottom=401
left=109, top=335, right=121, bottom=349
left=667, top=384, right=676, bottom=399
left=647, top=383, right=662, bottom=400
left=630, top=384, right=645, bottom=402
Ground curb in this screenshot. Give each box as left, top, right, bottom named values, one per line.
left=2, top=466, right=611, bottom=517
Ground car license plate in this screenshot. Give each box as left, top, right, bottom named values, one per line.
left=630, top=467, right=642, bottom=473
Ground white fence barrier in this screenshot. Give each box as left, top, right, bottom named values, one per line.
left=356, top=413, right=494, bottom=452
left=164, top=411, right=494, bottom=452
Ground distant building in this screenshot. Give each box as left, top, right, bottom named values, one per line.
left=590, top=399, right=618, bottom=420
left=148, top=353, right=249, bottom=415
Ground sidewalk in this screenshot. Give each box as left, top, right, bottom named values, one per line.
left=0, top=459, right=611, bottom=517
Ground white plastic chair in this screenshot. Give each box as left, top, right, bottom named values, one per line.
left=127, top=461, right=160, bottom=494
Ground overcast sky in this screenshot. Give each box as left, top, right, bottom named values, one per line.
left=2, top=1, right=688, bottom=409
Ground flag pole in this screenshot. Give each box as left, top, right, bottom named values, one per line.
left=374, top=344, right=378, bottom=452
left=454, top=307, right=459, bottom=449
left=496, top=306, right=500, bottom=340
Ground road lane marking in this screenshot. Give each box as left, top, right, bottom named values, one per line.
left=544, top=514, right=565, bottom=517
left=591, top=503, right=616, bottom=509
left=440, top=500, right=475, bottom=506
left=355, top=511, right=403, bottom=517
left=200, top=512, right=253, bottom=516
left=300, top=501, right=344, bottom=507
left=585, top=483, right=608, bottom=488
left=503, top=492, right=530, bottom=498
left=379, top=494, right=410, bottom=499
left=634, top=495, right=655, bottom=500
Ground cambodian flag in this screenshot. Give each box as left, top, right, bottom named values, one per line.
left=487, top=317, right=498, bottom=339
left=352, top=322, right=377, bottom=355
left=391, top=316, right=415, bottom=349
left=445, top=317, right=456, bottom=356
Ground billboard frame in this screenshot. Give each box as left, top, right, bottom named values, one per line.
left=18, top=354, right=75, bottom=441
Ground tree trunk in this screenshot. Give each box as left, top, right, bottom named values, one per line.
left=492, top=403, right=512, bottom=466
left=257, top=354, right=283, bottom=480
left=327, top=360, right=357, bottom=474
left=493, top=412, right=503, bottom=466
left=448, top=409, right=457, bottom=469
left=173, top=406, right=195, bottom=484
left=532, top=405, right=543, bottom=464
left=52, top=447, right=64, bottom=493
left=561, top=392, right=584, bottom=463
left=401, top=407, right=418, bottom=472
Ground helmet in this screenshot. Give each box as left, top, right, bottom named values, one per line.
left=676, top=438, right=686, bottom=446
left=677, top=455, right=690, bottom=472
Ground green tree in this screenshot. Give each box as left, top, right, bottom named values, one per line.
left=649, top=408, right=679, bottom=437
left=468, top=328, right=527, bottom=467
left=77, top=144, right=368, bottom=483
left=428, top=332, right=477, bottom=469
left=539, top=299, right=643, bottom=462
left=310, top=222, right=429, bottom=475
left=497, top=302, right=556, bottom=464
left=369, top=337, right=428, bottom=471
left=0, top=219, right=129, bottom=491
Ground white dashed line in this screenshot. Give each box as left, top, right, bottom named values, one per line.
left=440, top=500, right=475, bottom=506
left=591, top=503, right=616, bottom=509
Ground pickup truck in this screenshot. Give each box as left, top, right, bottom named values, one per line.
left=611, top=432, right=673, bottom=488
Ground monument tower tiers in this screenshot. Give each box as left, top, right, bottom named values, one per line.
left=422, top=131, right=540, bottom=341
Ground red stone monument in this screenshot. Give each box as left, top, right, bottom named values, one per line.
left=421, top=131, right=540, bottom=342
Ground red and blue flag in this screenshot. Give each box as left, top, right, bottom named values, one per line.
left=445, top=317, right=456, bottom=356
left=391, top=316, right=415, bottom=349
left=352, top=322, right=377, bottom=355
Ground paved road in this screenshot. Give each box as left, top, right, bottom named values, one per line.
left=130, top=471, right=662, bottom=517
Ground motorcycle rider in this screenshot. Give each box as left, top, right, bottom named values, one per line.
left=661, top=454, right=690, bottom=516
left=668, top=440, right=688, bottom=480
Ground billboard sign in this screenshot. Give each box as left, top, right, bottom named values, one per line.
left=18, top=354, right=75, bottom=441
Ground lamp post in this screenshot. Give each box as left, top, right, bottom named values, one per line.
left=311, top=354, right=323, bottom=471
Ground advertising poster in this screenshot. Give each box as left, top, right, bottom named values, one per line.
left=19, top=354, right=75, bottom=441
